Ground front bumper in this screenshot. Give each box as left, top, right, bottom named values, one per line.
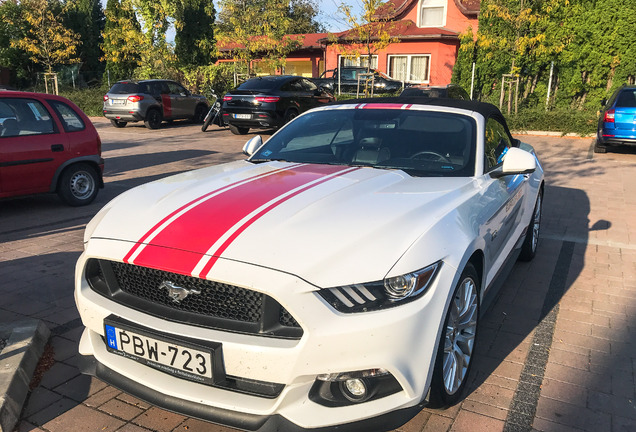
left=77, top=353, right=423, bottom=432
left=75, top=240, right=456, bottom=430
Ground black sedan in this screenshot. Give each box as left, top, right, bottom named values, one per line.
left=399, top=84, right=470, bottom=100
left=221, top=75, right=335, bottom=135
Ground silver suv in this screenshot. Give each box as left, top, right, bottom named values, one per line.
left=103, top=79, right=209, bottom=129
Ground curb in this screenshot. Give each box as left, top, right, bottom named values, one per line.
left=511, top=130, right=595, bottom=138
left=0, top=320, right=50, bottom=432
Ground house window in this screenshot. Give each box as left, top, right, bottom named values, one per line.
left=388, top=55, right=431, bottom=83
left=339, top=55, right=378, bottom=70
left=419, top=0, right=446, bottom=27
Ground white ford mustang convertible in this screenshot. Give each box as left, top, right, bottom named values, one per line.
left=75, top=98, right=544, bottom=431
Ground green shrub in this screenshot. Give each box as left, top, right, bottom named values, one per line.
left=59, top=87, right=109, bottom=117
left=504, top=107, right=597, bottom=136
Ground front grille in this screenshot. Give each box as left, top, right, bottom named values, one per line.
left=86, top=259, right=302, bottom=339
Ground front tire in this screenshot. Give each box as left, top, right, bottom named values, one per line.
left=519, top=191, right=542, bottom=262
left=144, top=109, right=162, bottom=129
left=201, top=109, right=214, bottom=132
left=57, top=163, right=99, bottom=206
left=229, top=124, right=249, bottom=135
left=110, top=119, right=127, bottom=128
left=429, top=263, right=480, bottom=407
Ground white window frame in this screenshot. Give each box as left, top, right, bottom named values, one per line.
left=387, top=54, right=431, bottom=84
left=338, top=55, right=378, bottom=70
left=418, top=0, right=447, bottom=28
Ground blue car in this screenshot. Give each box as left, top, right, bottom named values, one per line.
left=596, top=85, right=636, bottom=153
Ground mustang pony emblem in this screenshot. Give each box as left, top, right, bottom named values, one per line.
left=159, top=281, right=201, bottom=303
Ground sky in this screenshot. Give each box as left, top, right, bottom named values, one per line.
left=206, top=0, right=364, bottom=33
left=315, top=0, right=361, bottom=32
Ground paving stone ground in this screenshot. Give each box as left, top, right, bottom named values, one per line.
left=1, top=119, right=635, bottom=432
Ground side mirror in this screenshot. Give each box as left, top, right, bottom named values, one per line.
left=243, top=135, right=262, bottom=157
left=490, top=147, right=536, bottom=178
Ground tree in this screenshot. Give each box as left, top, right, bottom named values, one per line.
left=131, top=0, right=176, bottom=77
left=0, top=0, right=35, bottom=86
left=451, top=28, right=477, bottom=98
left=63, top=0, right=105, bottom=79
left=9, top=0, right=81, bottom=73
left=470, top=0, right=574, bottom=106
left=287, top=0, right=325, bottom=34
left=102, top=0, right=144, bottom=80
left=557, top=0, right=636, bottom=108
left=216, top=0, right=301, bottom=74
left=335, top=0, right=399, bottom=73
left=470, top=0, right=636, bottom=109
left=174, top=0, right=216, bottom=67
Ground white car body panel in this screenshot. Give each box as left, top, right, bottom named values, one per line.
left=75, top=100, right=544, bottom=431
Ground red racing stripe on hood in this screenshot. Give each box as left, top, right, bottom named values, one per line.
left=127, top=164, right=354, bottom=276
left=197, top=166, right=360, bottom=278
left=123, top=165, right=297, bottom=264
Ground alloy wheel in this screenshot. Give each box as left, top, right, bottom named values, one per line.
left=531, top=195, right=542, bottom=253
left=443, top=277, right=478, bottom=395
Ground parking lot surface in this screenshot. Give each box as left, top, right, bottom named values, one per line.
left=1, top=118, right=635, bottom=432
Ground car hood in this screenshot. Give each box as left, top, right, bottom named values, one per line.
left=89, top=161, right=478, bottom=287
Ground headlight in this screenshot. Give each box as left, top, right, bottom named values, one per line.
left=317, top=262, right=441, bottom=313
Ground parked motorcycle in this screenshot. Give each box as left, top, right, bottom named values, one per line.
left=201, top=89, right=226, bottom=132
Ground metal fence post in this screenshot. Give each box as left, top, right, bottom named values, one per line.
left=546, top=61, right=554, bottom=110
left=470, top=62, right=475, bottom=100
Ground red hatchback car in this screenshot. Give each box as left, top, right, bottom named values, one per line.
left=0, top=91, right=104, bottom=206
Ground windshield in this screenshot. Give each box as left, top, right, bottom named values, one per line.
left=375, top=70, right=392, bottom=80
left=251, top=108, right=477, bottom=177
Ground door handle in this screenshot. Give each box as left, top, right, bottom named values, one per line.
left=51, top=144, right=64, bottom=152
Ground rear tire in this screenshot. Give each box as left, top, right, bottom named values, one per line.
left=594, top=140, right=607, bottom=153
left=284, top=109, right=298, bottom=124
left=519, top=191, right=542, bottom=261
left=429, top=263, right=480, bottom=408
left=144, top=109, right=162, bottom=129
left=57, top=163, right=99, bottom=206
left=229, top=124, right=249, bottom=135
left=193, top=104, right=206, bottom=124
left=110, top=119, right=127, bottom=128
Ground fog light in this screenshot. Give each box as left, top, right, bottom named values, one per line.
left=342, top=378, right=367, bottom=401
left=310, top=369, right=402, bottom=407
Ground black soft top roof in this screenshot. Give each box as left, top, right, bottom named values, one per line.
left=330, top=96, right=504, bottom=119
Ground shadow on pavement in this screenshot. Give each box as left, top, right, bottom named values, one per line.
left=454, top=184, right=603, bottom=421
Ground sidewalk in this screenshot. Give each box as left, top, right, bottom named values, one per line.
left=1, top=125, right=635, bottom=432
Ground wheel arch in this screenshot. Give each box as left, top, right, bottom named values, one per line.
left=50, top=156, right=104, bottom=193
left=467, top=249, right=485, bottom=295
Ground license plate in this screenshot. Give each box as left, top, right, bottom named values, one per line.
left=233, top=113, right=251, bottom=119
left=110, top=99, right=125, bottom=105
left=104, top=319, right=216, bottom=385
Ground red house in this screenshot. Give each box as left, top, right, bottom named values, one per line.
left=323, top=0, right=479, bottom=86
left=218, top=0, right=479, bottom=86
